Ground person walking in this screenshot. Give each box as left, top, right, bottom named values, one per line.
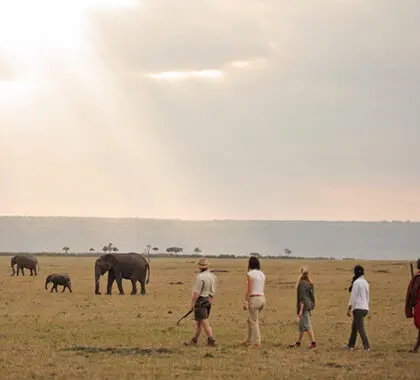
left=289, top=266, right=317, bottom=349
left=185, top=257, right=217, bottom=347
left=344, top=264, right=370, bottom=352
left=240, top=256, right=266, bottom=348
left=405, top=258, right=420, bottom=353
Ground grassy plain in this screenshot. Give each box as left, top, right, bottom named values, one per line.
left=0, top=256, right=419, bottom=379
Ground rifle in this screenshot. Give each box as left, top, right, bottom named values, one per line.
left=410, top=262, right=414, bottom=278
left=176, top=309, right=194, bottom=325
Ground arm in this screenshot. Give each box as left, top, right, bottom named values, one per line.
left=298, top=301, right=304, bottom=317
left=348, top=281, right=359, bottom=315
left=243, top=275, right=252, bottom=309
left=297, top=281, right=305, bottom=316
left=411, top=277, right=420, bottom=307
left=190, top=278, right=202, bottom=310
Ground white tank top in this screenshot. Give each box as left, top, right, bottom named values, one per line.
left=247, top=269, right=265, bottom=295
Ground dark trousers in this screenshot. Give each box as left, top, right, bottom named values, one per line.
left=348, top=309, right=370, bottom=349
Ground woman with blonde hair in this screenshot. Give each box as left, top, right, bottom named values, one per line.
left=289, top=266, right=316, bottom=349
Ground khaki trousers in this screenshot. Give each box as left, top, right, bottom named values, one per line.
left=247, top=295, right=266, bottom=345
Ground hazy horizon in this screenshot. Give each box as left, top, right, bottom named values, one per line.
left=1, top=0, right=420, bottom=221
left=0, top=214, right=418, bottom=223
left=1, top=216, right=419, bottom=260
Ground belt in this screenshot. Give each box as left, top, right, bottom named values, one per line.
left=250, top=293, right=264, bottom=297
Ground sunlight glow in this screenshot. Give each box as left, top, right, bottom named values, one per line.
left=146, top=70, right=223, bottom=81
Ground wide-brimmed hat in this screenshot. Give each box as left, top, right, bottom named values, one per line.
left=197, top=257, right=209, bottom=269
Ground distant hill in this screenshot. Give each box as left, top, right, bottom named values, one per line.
left=0, top=216, right=419, bottom=260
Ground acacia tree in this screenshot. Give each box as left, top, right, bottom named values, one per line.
left=284, top=248, right=292, bottom=256
left=102, top=242, right=115, bottom=254
left=166, top=247, right=183, bottom=255
left=62, top=247, right=70, bottom=255
left=194, top=247, right=202, bottom=255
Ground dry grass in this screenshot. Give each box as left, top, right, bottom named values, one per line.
left=0, top=256, right=419, bottom=379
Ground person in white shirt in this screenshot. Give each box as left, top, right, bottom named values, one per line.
left=345, top=265, right=370, bottom=352
left=240, top=256, right=266, bottom=348
left=185, top=258, right=217, bottom=347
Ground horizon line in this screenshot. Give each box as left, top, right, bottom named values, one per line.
left=0, top=214, right=418, bottom=223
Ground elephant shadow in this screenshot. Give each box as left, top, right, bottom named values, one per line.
left=62, top=346, right=177, bottom=356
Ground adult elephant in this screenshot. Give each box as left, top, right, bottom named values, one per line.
left=94, top=253, right=150, bottom=295
left=11, top=254, right=39, bottom=276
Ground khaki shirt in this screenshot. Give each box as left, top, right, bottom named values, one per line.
left=192, top=270, right=216, bottom=298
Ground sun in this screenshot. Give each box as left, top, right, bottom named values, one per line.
left=0, top=0, right=139, bottom=62
left=0, top=0, right=139, bottom=104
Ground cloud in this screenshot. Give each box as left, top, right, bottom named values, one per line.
left=1, top=0, right=420, bottom=220
left=85, top=0, right=276, bottom=72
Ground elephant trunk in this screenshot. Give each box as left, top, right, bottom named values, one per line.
left=45, top=276, right=50, bottom=290
left=11, top=261, right=15, bottom=276
left=146, top=262, right=150, bottom=284
left=95, top=266, right=101, bottom=294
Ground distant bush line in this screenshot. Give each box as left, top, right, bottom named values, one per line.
left=0, top=252, right=335, bottom=260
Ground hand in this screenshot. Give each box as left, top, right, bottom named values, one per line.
left=190, top=304, right=195, bottom=311
left=347, top=310, right=351, bottom=317
left=242, top=300, right=249, bottom=310
left=298, top=312, right=303, bottom=318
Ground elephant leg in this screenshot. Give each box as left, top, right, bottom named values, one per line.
left=68, top=284, right=72, bottom=293
left=50, top=284, right=54, bottom=293
left=140, top=280, right=146, bottom=295
left=54, top=283, right=58, bottom=292
left=106, top=271, right=115, bottom=295
left=130, top=278, right=137, bottom=295
left=61, top=285, right=66, bottom=293
left=114, top=271, right=124, bottom=295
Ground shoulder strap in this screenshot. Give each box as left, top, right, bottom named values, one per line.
left=199, top=279, right=205, bottom=297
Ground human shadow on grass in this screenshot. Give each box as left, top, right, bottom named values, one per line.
left=62, top=346, right=178, bottom=356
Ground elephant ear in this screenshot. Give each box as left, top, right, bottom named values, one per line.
left=102, top=254, right=119, bottom=268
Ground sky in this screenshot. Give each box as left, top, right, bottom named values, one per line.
left=0, top=0, right=419, bottom=221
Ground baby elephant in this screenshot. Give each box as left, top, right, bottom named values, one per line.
left=45, top=273, right=72, bottom=293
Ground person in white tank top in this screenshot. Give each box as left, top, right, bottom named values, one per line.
left=240, top=256, right=266, bottom=348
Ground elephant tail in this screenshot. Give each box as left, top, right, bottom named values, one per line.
left=37, top=261, right=40, bottom=274
left=146, top=262, right=150, bottom=284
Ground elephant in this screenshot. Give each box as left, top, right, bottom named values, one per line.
left=45, top=273, right=72, bottom=293
left=11, top=254, right=39, bottom=276
left=94, top=253, right=150, bottom=295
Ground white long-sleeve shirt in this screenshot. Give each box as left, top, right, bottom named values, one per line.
left=348, top=276, right=370, bottom=311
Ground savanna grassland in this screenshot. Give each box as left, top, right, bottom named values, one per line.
left=0, top=256, right=419, bottom=380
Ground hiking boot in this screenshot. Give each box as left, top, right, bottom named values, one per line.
left=308, top=342, right=317, bottom=349
left=288, top=341, right=301, bottom=348
left=184, top=337, right=198, bottom=346
left=343, top=344, right=354, bottom=351
left=207, top=337, right=217, bottom=347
